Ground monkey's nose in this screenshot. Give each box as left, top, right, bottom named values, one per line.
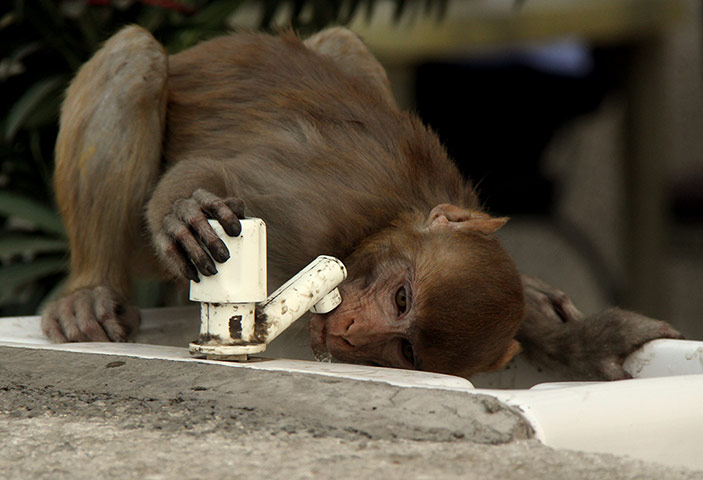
left=340, top=319, right=357, bottom=347
left=326, top=315, right=354, bottom=337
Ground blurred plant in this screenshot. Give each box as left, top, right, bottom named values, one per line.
left=0, top=0, right=447, bottom=316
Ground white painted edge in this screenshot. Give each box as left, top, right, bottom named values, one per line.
left=1, top=340, right=476, bottom=391
left=4, top=313, right=703, bottom=470
left=624, top=338, right=703, bottom=377
left=486, top=375, right=703, bottom=470
left=0, top=315, right=474, bottom=392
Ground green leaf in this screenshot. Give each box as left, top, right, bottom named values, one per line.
left=22, top=89, right=62, bottom=130
left=0, top=12, right=16, bottom=31
left=0, top=191, right=65, bottom=236
left=4, top=75, right=67, bottom=142
left=137, top=6, right=167, bottom=31
left=76, top=13, right=100, bottom=53
left=340, top=0, right=362, bottom=24
left=0, top=234, right=67, bottom=257
left=393, top=0, right=407, bottom=23
left=0, top=256, right=67, bottom=306
left=260, top=0, right=280, bottom=29
left=191, top=0, right=245, bottom=28
left=167, top=28, right=212, bottom=52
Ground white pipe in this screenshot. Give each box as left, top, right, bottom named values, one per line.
left=257, top=255, right=347, bottom=343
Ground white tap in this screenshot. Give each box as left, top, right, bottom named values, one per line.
left=188, top=219, right=346, bottom=361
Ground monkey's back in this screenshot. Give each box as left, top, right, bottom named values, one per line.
left=164, top=31, right=478, bottom=276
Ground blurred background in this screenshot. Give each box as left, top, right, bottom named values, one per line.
left=1, top=0, right=701, bottom=338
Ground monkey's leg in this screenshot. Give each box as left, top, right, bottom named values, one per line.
left=41, top=26, right=167, bottom=342
left=516, top=275, right=682, bottom=380
left=304, top=27, right=396, bottom=105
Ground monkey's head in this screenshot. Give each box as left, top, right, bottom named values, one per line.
left=309, top=203, right=525, bottom=378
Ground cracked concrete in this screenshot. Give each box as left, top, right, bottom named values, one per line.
left=0, top=347, right=531, bottom=445
left=1, top=345, right=702, bottom=479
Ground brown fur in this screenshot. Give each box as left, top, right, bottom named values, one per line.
left=54, top=28, right=167, bottom=297
left=412, top=231, right=524, bottom=376
left=46, top=25, right=523, bottom=372
left=152, top=29, right=473, bottom=288
left=44, top=26, right=679, bottom=380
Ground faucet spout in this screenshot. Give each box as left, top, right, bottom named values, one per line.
left=256, top=256, right=347, bottom=344
left=187, top=219, right=346, bottom=361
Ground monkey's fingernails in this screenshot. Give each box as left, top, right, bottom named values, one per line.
left=210, top=239, right=230, bottom=263
left=198, top=261, right=218, bottom=276
left=221, top=219, right=241, bottom=237
left=661, top=326, right=684, bottom=340
left=184, top=263, right=200, bottom=282
left=224, top=198, right=246, bottom=218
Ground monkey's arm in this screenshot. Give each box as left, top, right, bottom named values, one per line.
left=516, top=275, right=682, bottom=380
left=41, top=26, right=167, bottom=343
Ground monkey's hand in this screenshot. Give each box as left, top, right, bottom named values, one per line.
left=41, top=286, right=140, bottom=342
left=153, top=188, right=245, bottom=282
left=517, top=275, right=682, bottom=380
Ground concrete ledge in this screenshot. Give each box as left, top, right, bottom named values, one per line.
left=3, top=345, right=703, bottom=479
left=0, top=346, right=532, bottom=445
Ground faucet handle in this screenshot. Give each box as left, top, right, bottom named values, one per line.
left=310, top=287, right=343, bottom=314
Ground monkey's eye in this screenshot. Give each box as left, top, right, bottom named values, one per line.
left=395, top=286, right=408, bottom=315
left=401, top=339, right=416, bottom=366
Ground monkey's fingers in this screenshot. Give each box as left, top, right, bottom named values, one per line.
left=224, top=197, right=246, bottom=218
left=192, top=189, right=244, bottom=237
left=162, top=213, right=220, bottom=278
left=154, top=231, right=201, bottom=282
left=40, top=307, right=69, bottom=343
left=173, top=195, right=230, bottom=263
left=587, top=308, right=684, bottom=360
left=597, top=358, right=634, bottom=381
left=522, top=274, right=583, bottom=324
left=41, top=294, right=103, bottom=343
left=562, top=308, right=682, bottom=381
left=93, top=286, right=140, bottom=342
left=41, top=287, right=142, bottom=344
left=54, top=295, right=91, bottom=342
left=73, top=289, right=113, bottom=342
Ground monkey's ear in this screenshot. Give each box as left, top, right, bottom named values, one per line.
left=486, top=340, right=522, bottom=372
left=427, top=203, right=508, bottom=235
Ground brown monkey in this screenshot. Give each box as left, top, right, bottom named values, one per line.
left=42, top=26, right=680, bottom=379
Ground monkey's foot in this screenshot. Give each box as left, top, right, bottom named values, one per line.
left=565, top=308, right=683, bottom=380
left=518, top=276, right=683, bottom=380
left=520, top=307, right=683, bottom=381
left=521, top=274, right=584, bottom=324
left=40, top=286, right=141, bottom=343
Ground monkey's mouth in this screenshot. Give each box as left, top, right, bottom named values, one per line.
left=309, top=313, right=332, bottom=361
left=309, top=314, right=373, bottom=366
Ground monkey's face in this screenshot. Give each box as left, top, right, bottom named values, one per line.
left=309, top=263, right=418, bottom=370
left=308, top=224, right=525, bottom=378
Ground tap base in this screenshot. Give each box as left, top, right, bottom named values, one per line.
left=206, top=354, right=249, bottom=361
left=188, top=341, right=266, bottom=361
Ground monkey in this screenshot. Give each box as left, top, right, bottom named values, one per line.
left=41, top=25, right=681, bottom=380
